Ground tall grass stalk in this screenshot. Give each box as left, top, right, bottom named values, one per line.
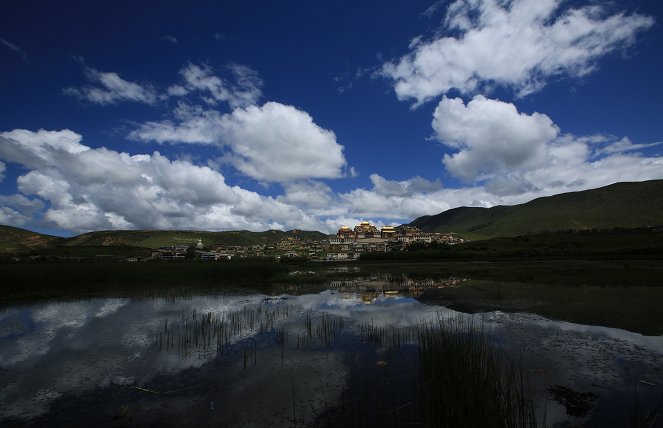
left=360, top=321, right=417, bottom=349
left=418, top=318, right=537, bottom=427
left=156, top=303, right=292, bottom=356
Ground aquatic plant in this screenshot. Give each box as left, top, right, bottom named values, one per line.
left=359, top=321, right=417, bottom=349
left=156, top=302, right=350, bottom=360
left=155, top=302, right=539, bottom=426
left=156, top=302, right=294, bottom=356
left=418, top=318, right=537, bottom=427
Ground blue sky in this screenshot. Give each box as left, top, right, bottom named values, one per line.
left=1, top=0, right=662, bottom=235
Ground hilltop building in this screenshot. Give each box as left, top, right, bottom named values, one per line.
left=354, top=221, right=380, bottom=239
left=337, top=226, right=354, bottom=239
left=380, top=226, right=396, bottom=239
left=325, top=221, right=463, bottom=261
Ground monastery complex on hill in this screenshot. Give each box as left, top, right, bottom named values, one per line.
left=324, top=222, right=461, bottom=260
left=151, top=222, right=463, bottom=261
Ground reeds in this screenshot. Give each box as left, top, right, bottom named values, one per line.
left=156, top=302, right=293, bottom=356
left=156, top=304, right=347, bottom=358
left=155, top=302, right=538, bottom=427
left=360, top=320, right=417, bottom=349
left=418, top=318, right=537, bottom=427
left=285, top=311, right=346, bottom=349
left=315, top=312, right=344, bottom=347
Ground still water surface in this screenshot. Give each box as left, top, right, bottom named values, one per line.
left=1, top=285, right=662, bottom=427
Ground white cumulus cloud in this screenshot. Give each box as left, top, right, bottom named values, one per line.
left=129, top=103, right=225, bottom=145
left=340, top=175, right=452, bottom=220
left=0, top=194, right=44, bottom=226
left=433, top=95, right=558, bottom=181
left=218, top=102, right=346, bottom=182
left=2, top=118, right=662, bottom=233
left=370, top=174, right=442, bottom=197
left=131, top=102, right=347, bottom=183
left=0, top=129, right=325, bottom=233
left=382, top=0, right=654, bottom=105
left=429, top=95, right=663, bottom=198
left=278, top=181, right=334, bottom=209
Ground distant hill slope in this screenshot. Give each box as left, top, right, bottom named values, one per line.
left=0, top=225, right=63, bottom=253
left=410, top=180, right=663, bottom=239
left=0, top=228, right=328, bottom=253
left=64, top=229, right=327, bottom=249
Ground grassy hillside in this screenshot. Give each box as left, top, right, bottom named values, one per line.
left=0, top=226, right=328, bottom=254
left=410, top=180, right=663, bottom=239
left=445, top=227, right=663, bottom=259
left=361, top=227, right=663, bottom=262
left=32, top=245, right=154, bottom=258
left=64, top=229, right=327, bottom=249
left=0, top=225, right=62, bottom=253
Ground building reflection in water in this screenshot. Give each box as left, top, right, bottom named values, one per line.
left=328, top=275, right=465, bottom=303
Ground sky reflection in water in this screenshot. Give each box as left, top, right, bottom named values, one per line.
left=1, top=290, right=662, bottom=426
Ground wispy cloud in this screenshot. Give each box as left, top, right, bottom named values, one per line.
left=334, top=66, right=373, bottom=94
left=173, top=63, right=263, bottom=109
left=596, top=138, right=663, bottom=155
left=64, top=63, right=158, bottom=105
left=63, top=60, right=263, bottom=109
left=163, top=35, right=178, bottom=44
left=421, top=0, right=445, bottom=18
left=0, top=37, right=29, bottom=63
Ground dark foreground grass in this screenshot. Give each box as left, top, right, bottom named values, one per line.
left=419, top=319, right=537, bottom=427
left=0, top=261, right=288, bottom=305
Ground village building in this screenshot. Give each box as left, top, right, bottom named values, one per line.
left=398, top=226, right=421, bottom=236
left=201, top=252, right=232, bottom=261
left=152, top=245, right=188, bottom=260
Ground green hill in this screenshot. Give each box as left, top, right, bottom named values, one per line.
left=410, top=180, right=663, bottom=239
left=64, top=229, right=327, bottom=249
left=0, top=226, right=328, bottom=254
left=0, top=225, right=63, bottom=253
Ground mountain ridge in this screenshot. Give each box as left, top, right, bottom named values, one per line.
left=410, top=180, right=663, bottom=239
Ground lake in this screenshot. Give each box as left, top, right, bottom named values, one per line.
left=1, top=277, right=662, bottom=427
